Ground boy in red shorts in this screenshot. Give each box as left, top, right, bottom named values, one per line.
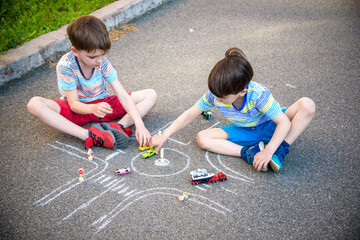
left=27, top=15, right=157, bottom=149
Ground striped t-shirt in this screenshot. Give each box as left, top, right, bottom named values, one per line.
left=195, top=81, right=281, bottom=127
left=57, top=51, right=117, bottom=102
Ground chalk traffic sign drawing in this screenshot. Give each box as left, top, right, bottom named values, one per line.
left=33, top=121, right=254, bottom=233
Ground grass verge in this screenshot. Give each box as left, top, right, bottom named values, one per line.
left=0, top=0, right=117, bottom=54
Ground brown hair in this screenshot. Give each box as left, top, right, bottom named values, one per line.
left=208, top=47, right=253, bottom=98
left=67, top=15, right=111, bottom=52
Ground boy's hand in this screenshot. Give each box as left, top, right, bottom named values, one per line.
left=150, top=134, right=167, bottom=154
left=92, top=102, right=113, bottom=118
left=253, top=149, right=273, bottom=172
left=135, top=125, right=152, bottom=147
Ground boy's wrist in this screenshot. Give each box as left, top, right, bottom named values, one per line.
left=264, top=145, right=277, bottom=156
left=162, top=131, right=172, bottom=140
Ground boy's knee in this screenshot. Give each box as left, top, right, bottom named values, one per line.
left=196, top=131, right=208, bottom=150
left=147, top=89, right=158, bottom=103
left=300, top=97, right=316, bottom=116
left=27, top=96, right=43, bottom=114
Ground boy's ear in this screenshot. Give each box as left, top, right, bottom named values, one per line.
left=240, top=88, right=247, bottom=96
left=71, top=46, right=79, bottom=57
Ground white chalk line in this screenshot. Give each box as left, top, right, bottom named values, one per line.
left=164, top=120, right=220, bottom=146
left=55, top=141, right=87, bottom=154
left=93, top=188, right=232, bottom=233
left=205, top=151, right=254, bottom=184
left=95, top=193, right=227, bottom=233
left=111, top=183, right=125, bottom=192
left=131, top=148, right=190, bottom=177
left=34, top=143, right=109, bottom=206
left=100, top=176, right=112, bottom=184
left=62, top=180, right=122, bottom=221
left=93, top=175, right=106, bottom=182
left=34, top=144, right=97, bottom=206
left=207, top=121, right=220, bottom=129
left=105, top=151, right=121, bottom=161
left=195, top=186, right=206, bottom=191
left=221, top=187, right=238, bottom=195
left=151, top=120, right=192, bottom=145
left=118, top=186, right=130, bottom=194
left=124, top=189, right=136, bottom=197
left=168, top=137, right=191, bottom=146
left=94, top=187, right=231, bottom=221
left=104, top=179, right=118, bottom=188
left=151, top=121, right=174, bottom=135
left=217, top=154, right=255, bottom=182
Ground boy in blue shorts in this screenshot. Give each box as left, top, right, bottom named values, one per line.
left=150, top=47, right=315, bottom=172
left=27, top=15, right=157, bottom=149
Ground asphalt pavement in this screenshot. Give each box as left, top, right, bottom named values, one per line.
left=0, top=0, right=359, bottom=239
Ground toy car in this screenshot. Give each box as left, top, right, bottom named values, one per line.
left=141, top=148, right=156, bottom=159
left=138, top=145, right=151, bottom=151
left=115, top=167, right=131, bottom=175
left=190, top=169, right=208, bottom=177
left=201, top=110, right=213, bottom=120
left=178, top=192, right=189, bottom=201
left=190, top=171, right=227, bottom=185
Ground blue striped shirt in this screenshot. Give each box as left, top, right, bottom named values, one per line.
left=57, top=51, right=117, bottom=102
left=195, top=81, right=281, bottom=127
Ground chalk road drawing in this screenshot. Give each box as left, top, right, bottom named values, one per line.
left=205, top=151, right=255, bottom=184
left=155, top=158, right=170, bottom=166
left=33, top=120, right=254, bottom=233
left=92, top=187, right=233, bottom=233
left=131, top=148, right=190, bottom=177
left=34, top=142, right=107, bottom=207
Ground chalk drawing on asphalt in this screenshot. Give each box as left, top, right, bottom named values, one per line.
left=131, top=148, right=190, bottom=177
left=91, top=187, right=233, bottom=233
left=205, top=151, right=255, bottom=184
left=32, top=120, right=254, bottom=233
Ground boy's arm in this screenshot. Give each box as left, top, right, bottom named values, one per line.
left=65, top=89, right=113, bottom=118
left=150, top=105, right=203, bottom=153
left=109, top=79, right=151, bottom=146
left=253, top=112, right=291, bottom=171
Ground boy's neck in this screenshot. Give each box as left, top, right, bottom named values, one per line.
left=75, top=56, right=94, bottom=80
left=232, top=96, right=244, bottom=109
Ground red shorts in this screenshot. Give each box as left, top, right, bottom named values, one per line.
left=52, top=94, right=131, bottom=126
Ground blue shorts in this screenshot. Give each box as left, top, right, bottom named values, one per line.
left=219, top=108, right=287, bottom=147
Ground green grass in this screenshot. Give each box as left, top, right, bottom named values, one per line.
left=0, top=0, right=117, bottom=54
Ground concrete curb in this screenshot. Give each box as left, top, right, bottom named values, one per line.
left=0, top=0, right=169, bottom=87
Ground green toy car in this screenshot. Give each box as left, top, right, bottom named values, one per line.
left=141, top=147, right=156, bottom=159
left=201, top=110, right=213, bottom=120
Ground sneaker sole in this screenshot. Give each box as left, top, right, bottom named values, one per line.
left=101, top=123, right=130, bottom=149
left=269, top=156, right=282, bottom=172
left=91, top=123, right=116, bottom=148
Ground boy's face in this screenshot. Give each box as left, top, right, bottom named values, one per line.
left=215, top=89, right=247, bottom=104
left=72, top=47, right=106, bottom=69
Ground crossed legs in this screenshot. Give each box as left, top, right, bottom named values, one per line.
left=27, top=89, right=157, bottom=141
left=196, top=97, right=316, bottom=155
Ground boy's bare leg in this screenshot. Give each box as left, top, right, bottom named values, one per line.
left=196, top=128, right=243, bottom=157
left=118, top=89, right=157, bottom=127
left=284, top=97, right=316, bottom=145
left=27, top=97, right=87, bottom=140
